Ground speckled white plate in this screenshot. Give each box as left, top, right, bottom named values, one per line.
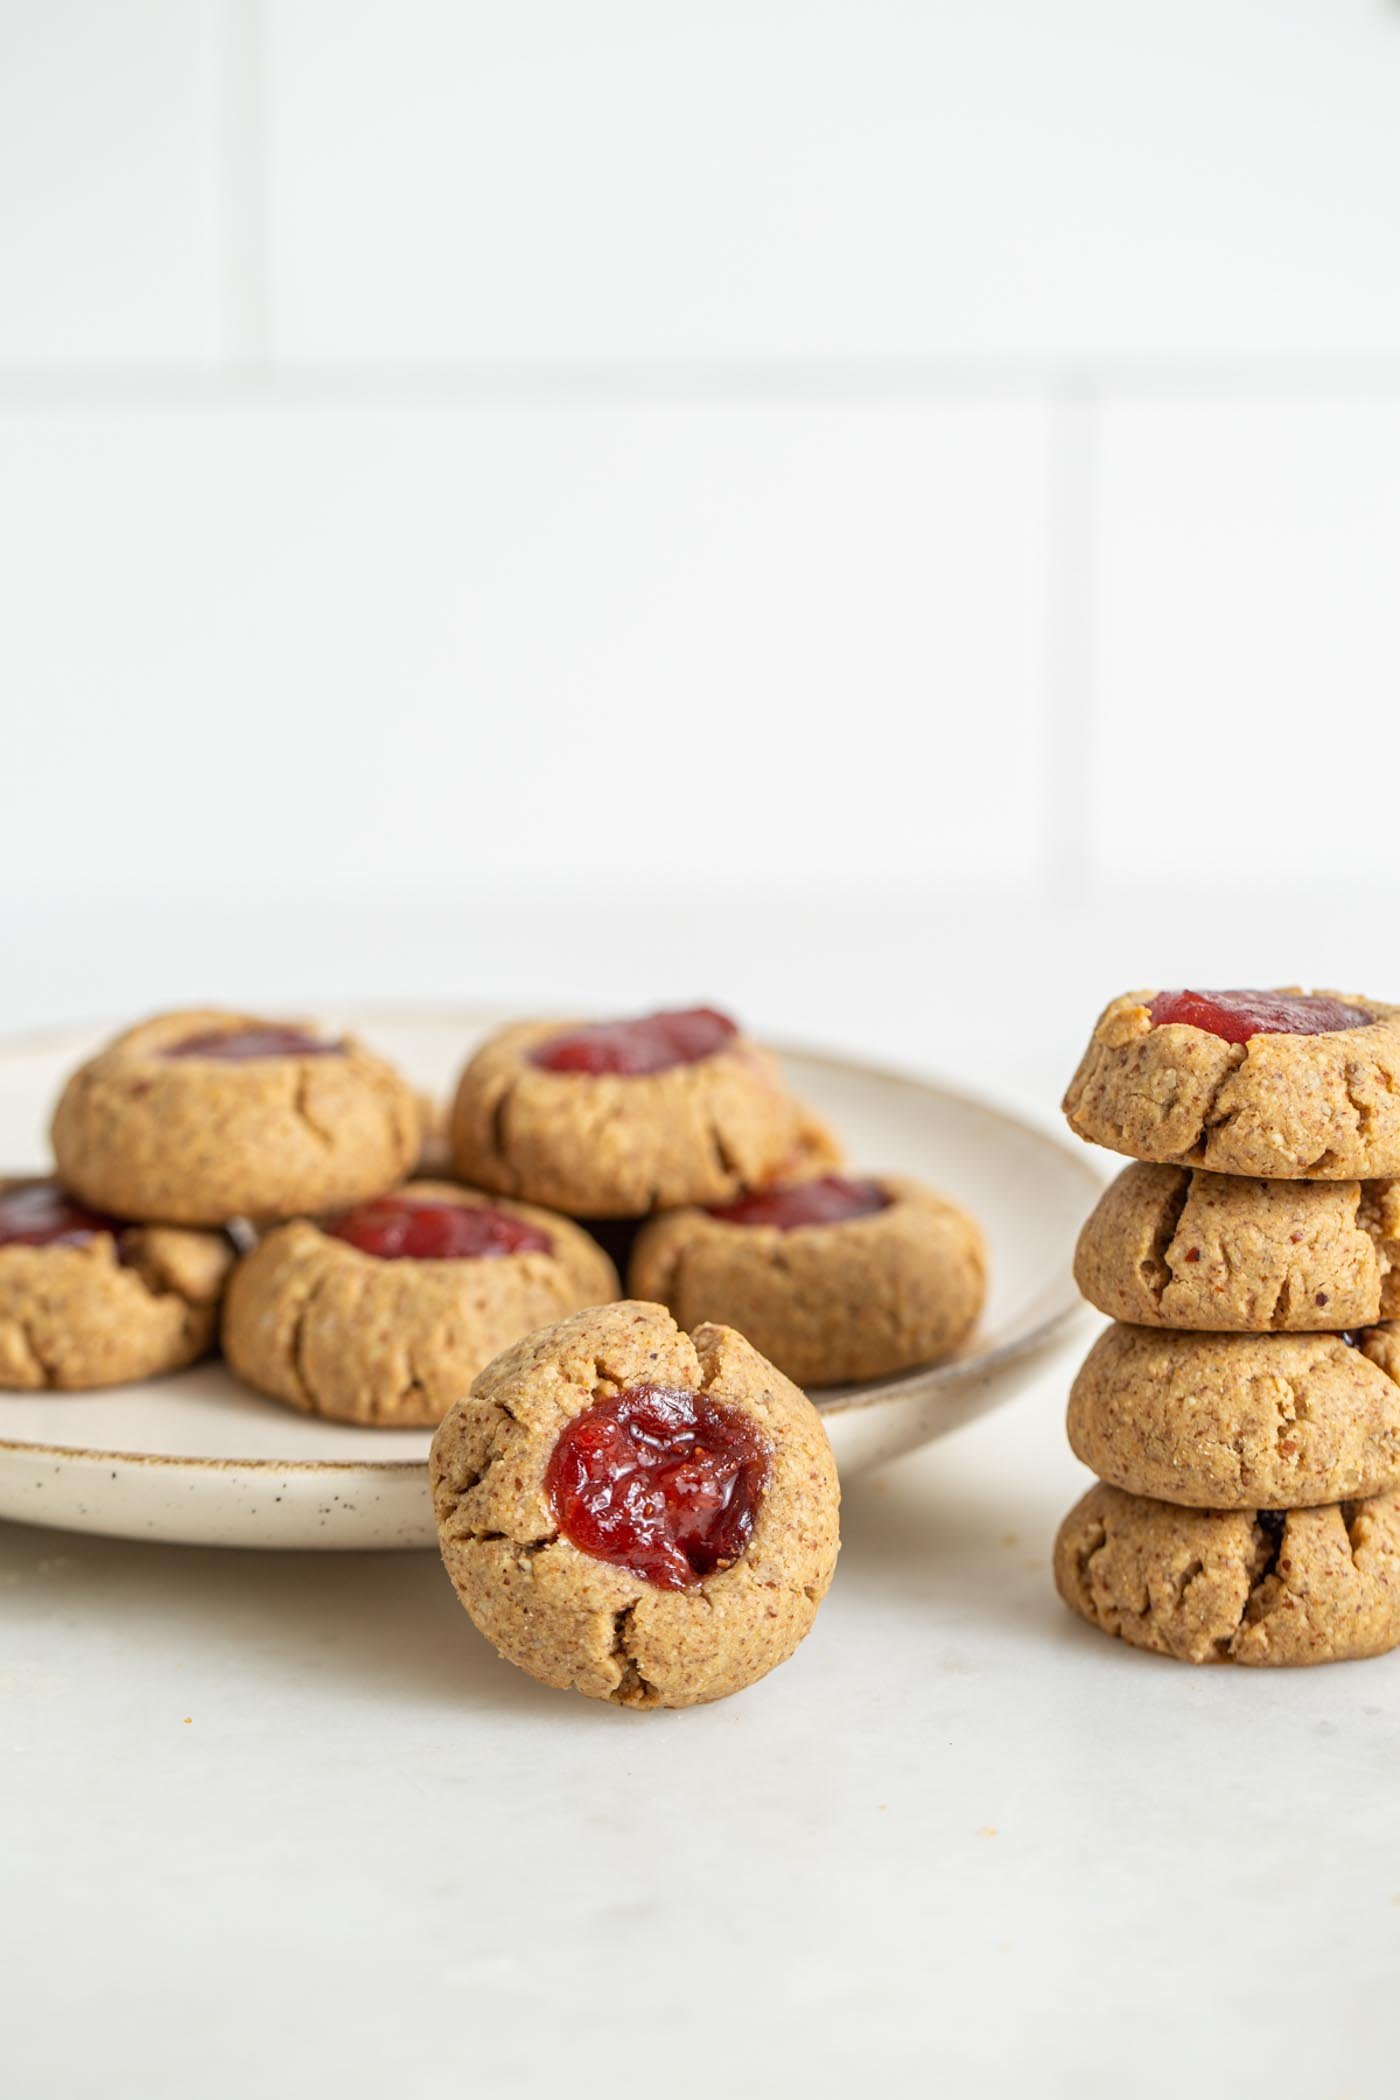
left=0, top=1010, right=1099, bottom=1549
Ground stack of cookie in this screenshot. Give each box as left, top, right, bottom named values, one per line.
left=1053, top=987, right=1400, bottom=1667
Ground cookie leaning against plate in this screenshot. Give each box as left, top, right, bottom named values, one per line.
left=449, top=1007, right=801, bottom=1218
left=1075, top=1162, right=1400, bottom=1332
left=629, top=1173, right=986, bottom=1388
left=1067, top=1322, right=1400, bottom=1510
left=430, top=1300, right=840, bottom=1708
left=52, top=1009, right=421, bottom=1226
left=0, top=1178, right=233, bottom=1389
left=223, top=1181, right=619, bottom=1428
left=1063, top=987, right=1400, bottom=1178
left=1054, top=1480, right=1400, bottom=1666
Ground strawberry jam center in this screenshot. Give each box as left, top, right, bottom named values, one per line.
left=545, top=1385, right=771, bottom=1590
left=0, top=1181, right=122, bottom=1249
left=530, top=1007, right=737, bottom=1077
left=328, top=1194, right=551, bottom=1262
left=164, top=1025, right=343, bottom=1061
left=708, top=1172, right=890, bottom=1230
left=1148, top=989, right=1374, bottom=1046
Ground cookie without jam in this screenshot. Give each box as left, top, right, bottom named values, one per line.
left=1075, top=1163, right=1400, bottom=1332
left=0, top=1186, right=233, bottom=1389
left=1068, top=1321, right=1400, bottom=1510
left=222, top=1181, right=618, bottom=1427
left=449, top=1017, right=801, bottom=1218
left=1054, top=1480, right=1400, bottom=1666
left=51, top=1009, right=422, bottom=1226
left=430, top=1301, right=840, bottom=1708
left=629, top=1174, right=986, bottom=1388
left=1063, top=989, right=1400, bottom=1179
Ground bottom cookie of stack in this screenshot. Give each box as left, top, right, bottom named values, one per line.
left=1054, top=1481, right=1400, bottom=1667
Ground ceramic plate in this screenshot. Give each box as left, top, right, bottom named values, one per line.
left=0, top=1011, right=1099, bottom=1549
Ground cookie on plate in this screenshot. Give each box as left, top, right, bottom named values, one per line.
left=1075, top=1162, right=1400, bottom=1333
left=1067, top=1321, right=1400, bottom=1510
left=630, top=1173, right=986, bottom=1388
left=0, top=1177, right=232, bottom=1390
left=52, top=1009, right=421, bottom=1226
left=430, top=1300, right=840, bottom=1708
left=223, top=1181, right=618, bottom=1427
left=1054, top=1479, right=1400, bottom=1666
left=448, top=1007, right=801, bottom=1219
left=1063, top=987, right=1400, bottom=1179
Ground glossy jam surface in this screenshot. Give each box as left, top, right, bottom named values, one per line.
left=708, top=1172, right=890, bottom=1231
left=1148, top=989, right=1374, bottom=1046
left=164, top=1025, right=342, bottom=1062
left=0, top=1181, right=121, bottom=1249
left=530, top=1007, right=738, bottom=1077
left=328, top=1195, right=551, bottom=1262
left=545, top=1385, right=770, bottom=1590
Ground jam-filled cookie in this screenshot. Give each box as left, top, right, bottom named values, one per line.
left=430, top=1300, right=840, bottom=1708
left=1054, top=1480, right=1400, bottom=1666
left=1064, top=988, right=1400, bottom=1178
left=448, top=1007, right=801, bottom=1219
left=629, top=1173, right=986, bottom=1388
left=1068, top=1322, right=1400, bottom=1510
left=222, top=1181, right=618, bottom=1428
left=52, top=1009, right=421, bottom=1226
left=1075, top=1162, right=1400, bottom=1333
left=0, top=1178, right=233, bottom=1389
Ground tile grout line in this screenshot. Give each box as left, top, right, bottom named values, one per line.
left=4, top=356, right=1400, bottom=412
left=1041, top=382, right=1099, bottom=902
left=217, top=0, right=271, bottom=371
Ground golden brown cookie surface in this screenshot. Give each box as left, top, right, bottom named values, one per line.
left=0, top=1178, right=233, bottom=1389
left=1075, top=1162, right=1400, bottom=1332
left=1068, top=1321, right=1400, bottom=1509
left=1054, top=1479, right=1400, bottom=1665
left=222, top=1181, right=618, bottom=1427
left=448, top=1011, right=800, bottom=1218
left=430, top=1300, right=840, bottom=1708
left=629, top=1173, right=986, bottom=1387
left=52, top=1009, right=421, bottom=1226
left=1063, top=989, right=1400, bottom=1179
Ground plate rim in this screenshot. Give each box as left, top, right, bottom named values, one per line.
left=0, top=1004, right=1101, bottom=1474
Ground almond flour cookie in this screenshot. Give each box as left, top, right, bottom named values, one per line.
left=629, top=1173, right=986, bottom=1388
left=0, top=1178, right=232, bottom=1390
left=449, top=1007, right=801, bottom=1219
left=52, top=1010, right=421, bottom=1226
left=1054, top=1480, right=1400, bottom=1666
left=1063, top=987, right=1400, bottom=1179
left=223, top=1181, right=618, bottom=1428
left=1075, top=1162, right=1400, bottom=1332
left=1068, top=1321, right=1400, bottom=1510
left=430, top=1300, right=841, bottom=1708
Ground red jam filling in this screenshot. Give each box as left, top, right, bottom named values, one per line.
left=164, top=1025, right=343, bottom=1062
left=530, top=1007, right=738, bottom=1077
left=708, top=1172, right=890, bottom=1231
left=545, top=1385, right=771, bottom=1590
left=1148, top=989, right=1374, bottom=1046
left=328, top=1195, right=551, bottom=1262
left=0, top=1181, right=122, bottom=1249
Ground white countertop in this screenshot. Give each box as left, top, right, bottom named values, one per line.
left=6, top=908, right=1399, bottom=2096
left=8, top=1344, right=1398, bottom=2098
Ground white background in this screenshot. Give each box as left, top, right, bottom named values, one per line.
left=5, top=0, right=1400, bottom=1080
left=6, top=7, right=1400, bottom=2096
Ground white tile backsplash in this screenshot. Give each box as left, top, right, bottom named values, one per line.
left=260, top=0, right=1400, bottom=363
left=1088, top=398, right=1400, bottom=885
left=0, top=399, right=1051, bottom=898
left=4, top=2, right=1400, bottom=919
left=0, top=1, right=226, bottom=364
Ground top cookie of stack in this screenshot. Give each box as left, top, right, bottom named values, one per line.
left=1053, top=986, right=1400, bottom=1668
